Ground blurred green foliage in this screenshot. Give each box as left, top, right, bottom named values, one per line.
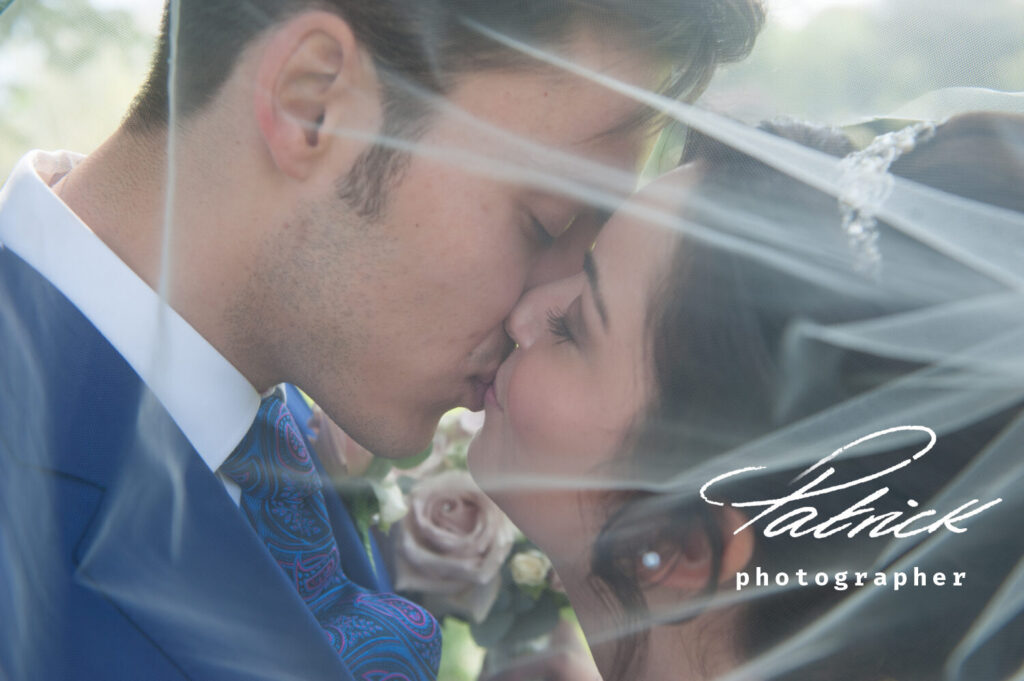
left=3, top=0, right=1023, bottom=178
left=705, top=0, right=1024, bottom=122
left=439, top=618, right=486, bottom=681
left=0, top=0, right=144, bottom=68
left=0, top=0, right=156, bottom=176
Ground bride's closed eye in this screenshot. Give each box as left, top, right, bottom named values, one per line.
left=546, top=296, right=584, bottom=345
left=546, top=307, right=574, bottom=344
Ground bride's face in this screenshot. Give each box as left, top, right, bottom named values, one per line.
left=468, top=170, right=687, bottom=556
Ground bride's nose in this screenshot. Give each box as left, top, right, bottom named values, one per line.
left=505, top=276, right=580, bottom=350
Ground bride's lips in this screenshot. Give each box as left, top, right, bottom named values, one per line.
left=486, top=361, right=511, bottom=412
left=484, top=381, right=500, bottom=410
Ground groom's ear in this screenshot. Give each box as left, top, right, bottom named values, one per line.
left=639, top=507, right=754, bottom=593
left=253, top=11, right=382, bottom=180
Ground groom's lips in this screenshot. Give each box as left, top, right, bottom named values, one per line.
left=468, top=371, right=498, bottom=412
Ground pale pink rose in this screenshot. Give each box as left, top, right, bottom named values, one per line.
left=391, top=470, right=517, bottom=622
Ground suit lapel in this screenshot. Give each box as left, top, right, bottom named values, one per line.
left=1, top=250, right=355, bottom=681
left=72, top=396, right=354, bottom=681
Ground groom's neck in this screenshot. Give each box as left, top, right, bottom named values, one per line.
left=57, top=127, right=168, bottom=293
left=57, top=123, right=283, bottom=391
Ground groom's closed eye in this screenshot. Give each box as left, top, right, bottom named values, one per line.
left=535, top=212, right=584, bottom=245
left=525, top=211, right=599, bottom=288
left=530, top=215, right=556, bottom=247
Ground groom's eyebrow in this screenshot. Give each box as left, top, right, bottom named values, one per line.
left=583, top=250, right=609, bottom=330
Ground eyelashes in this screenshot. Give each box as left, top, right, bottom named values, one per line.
left=546, top=307, right=575, bottom=344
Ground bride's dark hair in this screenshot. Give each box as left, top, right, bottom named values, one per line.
left=590, top=112, right=1024, bottom=680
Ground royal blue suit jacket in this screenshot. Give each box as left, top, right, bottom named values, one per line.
left=0, top=247, right=389, bottom=680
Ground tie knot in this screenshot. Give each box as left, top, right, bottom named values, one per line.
left=221, top=394, right=320, bottom=499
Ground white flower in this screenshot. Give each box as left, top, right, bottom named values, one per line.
left=510, top=549, right=552, bottom=588
left=372, top=479, right=409, bottom=525
left=458, top=409, right=485, bottom=435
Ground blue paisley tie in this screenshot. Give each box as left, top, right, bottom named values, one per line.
left=220, top=394, right=441, bottom=680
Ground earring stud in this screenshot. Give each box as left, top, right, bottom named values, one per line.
left=641, top=551, right=662, bottom=571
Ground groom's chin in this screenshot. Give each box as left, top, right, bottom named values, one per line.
left=365, top=432, right=433, bottom=462
left=365, top=414, right=443, bottom=462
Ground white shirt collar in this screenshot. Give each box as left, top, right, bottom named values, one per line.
left=0, top=150, right=261, bottom=473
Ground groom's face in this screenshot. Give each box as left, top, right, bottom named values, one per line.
left=298, top=32, right=658, bottom=458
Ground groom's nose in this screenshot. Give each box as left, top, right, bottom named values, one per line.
left=504, top=294, right=538, bottom=350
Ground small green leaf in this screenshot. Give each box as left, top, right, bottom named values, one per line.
left=490, top=583, right=515, bottom=614
left=501, top=592, right=561, bottom=646
left=470, top=608, right=516, bottom=648
left=363, top=457, right=394, bottom=481
left=347, top=490, right=381, bottom=572
left=438, top=618, right=485, bottom=681
left=514, top=582, right=545, bottom=604
left=297, top=388, right=315, bottom=409
left=511, top=586, right=539, bottom=613
left=0, top=0, right=13, bottom=16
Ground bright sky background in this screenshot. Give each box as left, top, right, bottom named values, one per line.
left=89, top=0, right=162, bottom=32
left=769, top=0, right=881, bottom=28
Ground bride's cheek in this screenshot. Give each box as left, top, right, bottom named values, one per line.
left=505, top=368, right=538, bottom=438
left=506, top=368, right=559, bottom=456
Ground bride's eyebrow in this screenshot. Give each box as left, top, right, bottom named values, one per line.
left=583, top=250, right=609, bottom=330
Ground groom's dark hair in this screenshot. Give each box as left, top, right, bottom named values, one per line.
left=124, top=1, right=763, bottom=216
left=127, top=0, right=764, bottom=131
